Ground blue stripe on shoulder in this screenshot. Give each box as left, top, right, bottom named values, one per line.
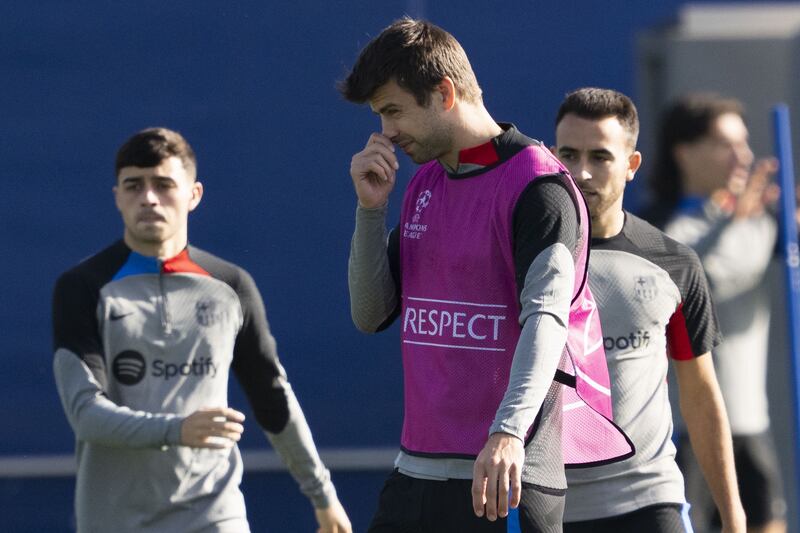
left=111, top=251, right=159, bottom=281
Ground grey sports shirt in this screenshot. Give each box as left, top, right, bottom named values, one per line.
left=52, top=241, right=336, bottom=533
left=564, top=212, right=721, bottom=521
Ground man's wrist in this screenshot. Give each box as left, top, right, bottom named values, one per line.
left=356, top=200, right=388, bottom=210
left=165, top=416, right=184, bottom=446
left=354, top=202, right=389, bottom=229
left=309, top=481, right=338, bottom=509
left=488, top=424, right=525, bottom=442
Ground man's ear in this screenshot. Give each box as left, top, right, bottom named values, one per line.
left=113, top=185, right=121, bottom=212
left=189, top=181, right=204, bottom=212
left=436, top=77, right=456, bottom=111
left=627, top=151, right=643, bottom=182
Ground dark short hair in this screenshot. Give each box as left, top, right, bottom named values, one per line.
left=651, top=93, right=745, bottom=210
left=115, top=127, right=197, bottom=180
left=556, top=87, right=639, bottom=147
left=338, top=17, right=482, bottom=106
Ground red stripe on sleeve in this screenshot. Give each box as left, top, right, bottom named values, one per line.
left=666, top=302, right=694, bottom=360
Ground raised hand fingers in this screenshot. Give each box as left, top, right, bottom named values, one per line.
left=350, top=134, right=400, bottom=208
left=734, top=157, right=780, bottom=218
left=362, top=155, right=395, bottom=183
left=351, top=144, right=398, bottom=183
left=363, top=143, right=399, bottom=176
left=365, top=132, right=394, bottom=150
left=748, top=157, right=778, bottom=191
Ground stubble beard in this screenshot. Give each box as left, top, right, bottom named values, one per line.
left=409, top=120, right=455, bottom=165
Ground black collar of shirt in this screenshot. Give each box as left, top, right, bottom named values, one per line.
left=444, top=122, right=542, bottom=179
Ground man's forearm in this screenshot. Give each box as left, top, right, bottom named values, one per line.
left=489, top=312, right=566, bottom=438
left=54, top=349, right=182, bottom=448
left=264, top=385, right=337, bottom=509
left=679, top=361, right=744, bottom=527
left=490, top=244, right=573, bottom=438
left=348, top=204, right=398, bottom=332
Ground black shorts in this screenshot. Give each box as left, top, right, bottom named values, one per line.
left=677, top=431, right=786, bottom=528
left=563, top=504, right=690, bottom=533
left=367, top=471, right=565, bottom=533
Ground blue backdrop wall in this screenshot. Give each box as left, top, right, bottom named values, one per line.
left=0, top=1, right=743, bottom=530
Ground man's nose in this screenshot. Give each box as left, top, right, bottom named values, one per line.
left=573, top=164, right=592, bottom=181
left=141, top=186, right=159, bottom=204
left=380, top=116, right=397, bottom=140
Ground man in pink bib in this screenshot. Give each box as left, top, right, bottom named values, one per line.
left=340, top=18, right=632, bottom=532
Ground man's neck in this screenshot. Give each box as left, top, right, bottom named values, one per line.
left=439, top=104, right=503, bottom=170
left=591, top=208, right=625, bottom=239
left=123, top=233, right=187, bottom=260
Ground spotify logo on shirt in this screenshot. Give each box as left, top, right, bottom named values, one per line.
left=112, top=351, right=219, bottom=385
left=112, top=350, right=146, bottom=385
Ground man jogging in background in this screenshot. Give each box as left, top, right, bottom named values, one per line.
left=340, top=18, right=631, bottom=533
left=52, top=127, right=351, bottom=532
left=553, top=88, right=745, bottom=533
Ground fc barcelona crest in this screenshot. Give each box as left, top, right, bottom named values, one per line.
left=196, top=299, right=226, bottom=327
left=633, top=276, right=657, bottom=302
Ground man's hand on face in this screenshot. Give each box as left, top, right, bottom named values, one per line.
left=731, top=157, right=779, bottom=219
left=180, top=407, right=245, bottom=448
left=471, top=432, right=524, bottom=521
left=713, top=157, right=779, bottom=219
left=350, top=133, right=399, bottom=209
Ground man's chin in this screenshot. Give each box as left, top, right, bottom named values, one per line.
left=129, top=228, right=167, bottom=244
left=410, top=153, right=434, bottom=164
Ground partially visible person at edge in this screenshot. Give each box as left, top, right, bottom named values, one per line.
left=553, top=87, right=745, bottom=533
left=339, top=17, right=632, bottom=533
left=649, top=94, right=787, bottom=533
left=52, top=127, right=351, bottom=533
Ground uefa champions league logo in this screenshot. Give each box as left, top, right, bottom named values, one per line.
left=412, top=190, right=432, bottom=223
left=404, top=190, right=432, bottom=239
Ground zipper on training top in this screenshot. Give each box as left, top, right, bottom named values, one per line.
left=157, top=260, right=172, bottom=334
